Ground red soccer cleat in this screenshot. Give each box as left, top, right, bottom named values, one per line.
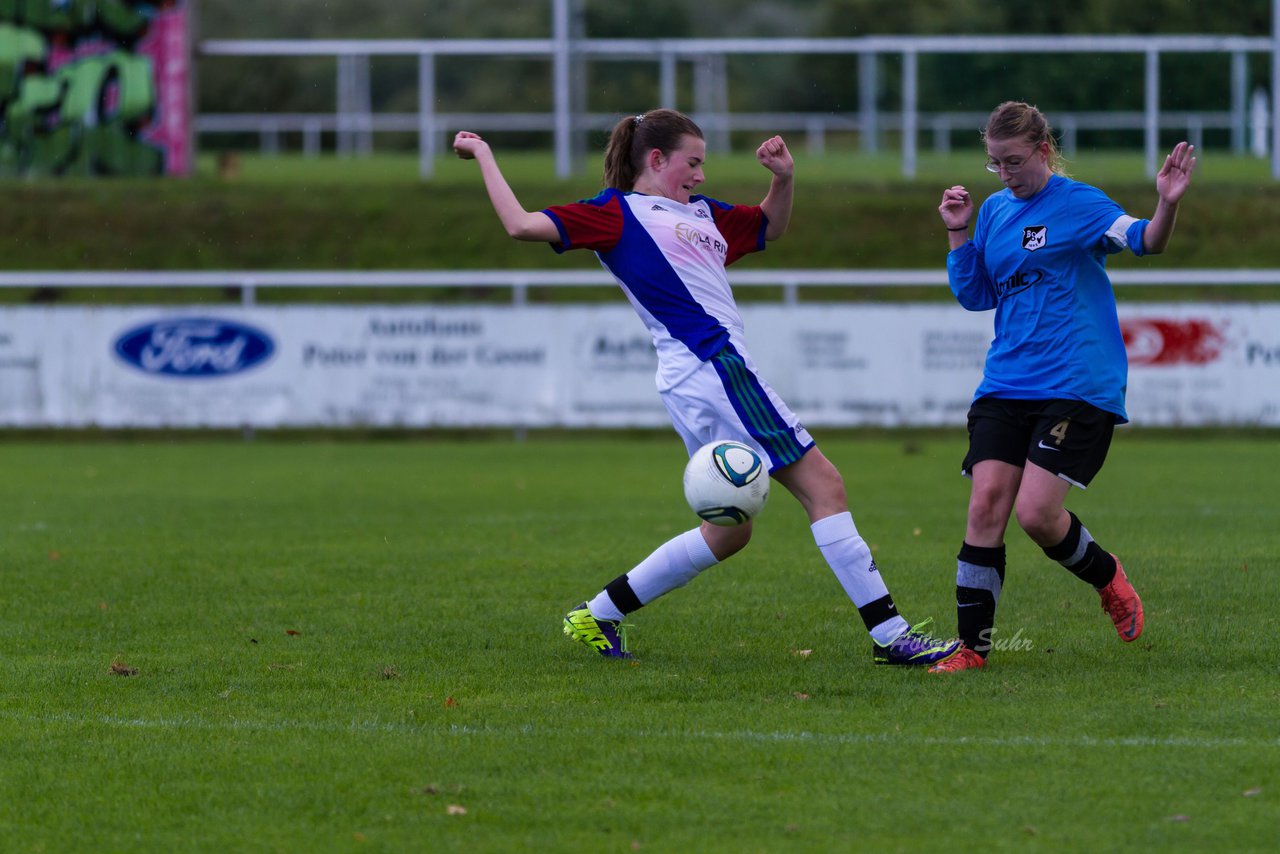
left=928, top=645, right=986, bottom=673
left=1098, top=556, right=1144, bottom=642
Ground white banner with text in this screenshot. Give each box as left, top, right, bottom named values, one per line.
left=0, top=304, right=1275, bottom=427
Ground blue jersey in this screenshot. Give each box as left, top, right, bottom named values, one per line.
left=947, top=174, right=1149, bottom=423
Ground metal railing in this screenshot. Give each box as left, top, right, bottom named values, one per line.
left=197, top=31, right=1280, bottom=179
left=4, top=269, right=1279, bottom=307
left=194, top=109, right=1243, bottom=160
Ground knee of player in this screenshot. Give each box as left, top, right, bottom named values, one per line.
left=1013, top=500, right=1060, bottom=540
left=809, top=455, right=848, bottom=503
left=967, top=489, right=1010, bottom=530
left=703, top=519, right=753, bottom=560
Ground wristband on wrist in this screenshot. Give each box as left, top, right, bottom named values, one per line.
left=946, top=225, right=968, bottom=232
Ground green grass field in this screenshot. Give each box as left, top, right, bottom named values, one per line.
left=1, top=432, right=1275, bottom=851
left=6, top=149, right=1280, bottom=284
left=190, top=148, right=1280, bottom=189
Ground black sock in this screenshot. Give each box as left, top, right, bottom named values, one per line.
left=1043, top=512, right=1117, bottom=589
left=857, top=594, right=901, bottom=637
left=603, top=573, right=643, bottom=615
left=956, top=542, right=1005, bottom=659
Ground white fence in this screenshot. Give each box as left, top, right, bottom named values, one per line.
left=196, top=29, right=1280, bottom=179
left=5, top=268, right=1280, bottom=307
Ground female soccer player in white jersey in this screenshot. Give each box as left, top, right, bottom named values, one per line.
left=932, top=101, right=1196, bottom=673
left=454, top=109, right=958, bottom=666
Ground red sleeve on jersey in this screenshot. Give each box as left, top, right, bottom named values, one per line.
left=542, top=192, right=624, bottom=254
left=708, top=203, right=767, bottom=266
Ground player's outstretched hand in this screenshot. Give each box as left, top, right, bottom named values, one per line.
left=1156, top=141, right=1196, bottom=205
left=756, top=135, right=793, bottom=178
left=938, top=185, right=973, bottom=231
left=453, top=131, right=489, bottom=160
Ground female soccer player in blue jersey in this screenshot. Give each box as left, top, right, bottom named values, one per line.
left=932, top=101, right=1196, bottom=673
left=454, top=109, right=959, bottom=666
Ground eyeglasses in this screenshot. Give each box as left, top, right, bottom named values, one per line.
left=984, top=152, right=1035, bottom=175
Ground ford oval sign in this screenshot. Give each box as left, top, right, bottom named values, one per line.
left=114, top=317, right=275, bottom=378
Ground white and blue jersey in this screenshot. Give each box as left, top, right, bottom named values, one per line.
left=543, top=188, right=813, bottom=470
left=947, top=174, right=1149, bottom=423
left=544, top=188, right=766, bottom=390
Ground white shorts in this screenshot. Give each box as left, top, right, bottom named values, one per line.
left=660, top=343, right=814, bottom=472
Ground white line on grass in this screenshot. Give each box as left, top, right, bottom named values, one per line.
left=7, top=710, right=1279, bottom=750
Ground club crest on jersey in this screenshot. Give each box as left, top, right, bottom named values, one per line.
left=1022, top=225, right=1047, bottom=252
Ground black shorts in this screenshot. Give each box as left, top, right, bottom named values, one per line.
left=961, top=397, right=1116, bottom=488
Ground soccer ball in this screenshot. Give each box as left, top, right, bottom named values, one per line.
left=682, top=440, right=769, bottom=526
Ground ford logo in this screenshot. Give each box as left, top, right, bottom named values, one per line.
left=114, top=317, right=275, bottom=378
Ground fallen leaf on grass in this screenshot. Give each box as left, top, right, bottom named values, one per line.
left=1168, top=814, right=1190, bottom=822
left=109, top=660, right=138, bottom=676
left=446, top=804, right=467, bottom=816
left=793, top=692, right=810, bottom=700
left=48, top=551, right=61, bottom=560
left=791, top=649, right=813, bottom=658
left=381, top=666, right=400, bottom=680
left=285, top=629, right=300, bottom=636
left=1243, top=787, right=1262, bottom=797
left=444, top=696, right=458, bottom=708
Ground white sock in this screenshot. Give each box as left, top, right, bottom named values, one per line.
left=588, top=528, right=719, bottom=621
left=811, top=511, right=909, bottom=645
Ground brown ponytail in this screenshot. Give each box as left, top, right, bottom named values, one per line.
left=602, top=108, right=704, bottom=190
left=982, top=100, right=1068, bottom=176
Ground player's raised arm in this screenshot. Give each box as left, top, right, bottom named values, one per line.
left=1142, top=141, right=1196, bottom=255
left=453, top=131, right=560, bottom=243
left=756, top=135, right=794, bottom=241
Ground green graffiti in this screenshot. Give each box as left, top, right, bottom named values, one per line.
left=2, top=47, right=161, bottom=175
left=0, top=3, right=167, bottom=177
left=96, top=0, right=149, bottom=41
left=4, top=0, right=148, bottom=41
left=61, top=52, right=156, bottom=125
left=0, top=23, right=45, bottom=102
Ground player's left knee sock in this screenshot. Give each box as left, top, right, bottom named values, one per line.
left=956, top=542, right=1005, bottom=659
left=587, top=528, right=718, bottom=620
left=811, top=511, right=909, bottom=646
left=1042, top=511, right=1116, bottom=589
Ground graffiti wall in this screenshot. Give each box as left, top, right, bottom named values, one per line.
left=0, top=0, right=191, bottom=177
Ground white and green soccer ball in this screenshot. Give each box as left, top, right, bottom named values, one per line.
left=682, top=440, right=769, bottom=526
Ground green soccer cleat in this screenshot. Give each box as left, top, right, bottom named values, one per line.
left=563, top=602, right=632, bottom=659
left=873, top=618, right=962, bottom=666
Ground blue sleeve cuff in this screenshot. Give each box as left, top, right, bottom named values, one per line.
left=1126, top=218, right=1150, bottom=257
